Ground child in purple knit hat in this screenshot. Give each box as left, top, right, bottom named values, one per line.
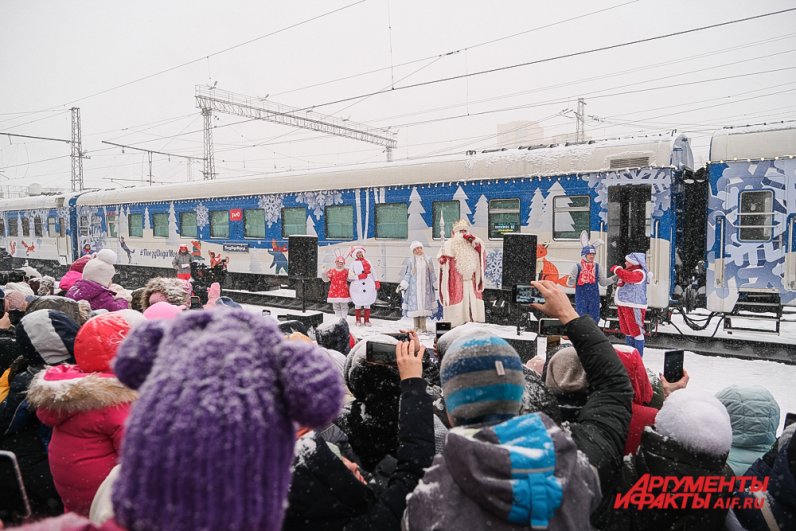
left=104, top=307, right=345, bottom=531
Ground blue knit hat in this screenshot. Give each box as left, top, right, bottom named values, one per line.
left=581, top=245, right=596, bottom=256
left=16, top=309, right=79, bottom=366
left=441, top=330, right=525, bottom=426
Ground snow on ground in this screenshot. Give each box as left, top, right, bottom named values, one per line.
left=243, top=304, right=796, bottom=435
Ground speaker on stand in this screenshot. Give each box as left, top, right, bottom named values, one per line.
left=501, top=233, right=538, bottom=335
left=288, top=235, right=318, bottom=313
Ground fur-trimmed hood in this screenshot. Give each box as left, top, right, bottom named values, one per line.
left=27, top=364, right=138, bottom=415
left=138, top=277, right=191, bottom=310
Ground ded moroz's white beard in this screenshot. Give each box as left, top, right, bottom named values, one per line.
left=450, top=232, right=479, bottom=278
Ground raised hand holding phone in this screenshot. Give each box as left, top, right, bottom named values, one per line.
left=530, top=280, right=580, bottom=325
left=396, top=339, right=424, bottom=380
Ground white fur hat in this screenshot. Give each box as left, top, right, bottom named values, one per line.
left=410, top=241, right=424, bottom=251
left=452, top=219, right=470, bottom=233
left=82, top=249, right=118, bottom=287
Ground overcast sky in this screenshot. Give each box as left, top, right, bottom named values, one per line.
left=1, top=0, right=795, bottom=192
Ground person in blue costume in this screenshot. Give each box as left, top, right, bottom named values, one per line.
left=567, top=231, right=615, bottom=324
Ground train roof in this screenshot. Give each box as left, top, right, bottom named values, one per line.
left=709, top=122, right=796, bottom=162
left=71, top=133, right=690, bottom=206
left=0, top=193, right=76, bottom=211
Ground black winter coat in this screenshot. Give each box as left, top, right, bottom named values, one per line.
left=0, top=328, right=19, bottom=373
left=600, top=429, right=735, bottom=530
left=284, top=377, right=434, bottom=531
left=564, top=316, right=634, bottom=489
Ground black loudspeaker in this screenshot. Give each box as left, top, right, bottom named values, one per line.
left=288, top=236, right=318, bottom=279
left=502, top=233, right=537, bottom=289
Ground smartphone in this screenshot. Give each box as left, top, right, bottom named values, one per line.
left=663, top=350, right=685, bottom=383
left=0, top=450, right=32, bottom=526
left=190, top=296, right=202, bottom=309
left=784, top=412, right=796, bottom=429
left=366, top=341, right=397, bottom=365
left=512, top=284, right=544, bottom=305
left=382, top=332, right=410, bottom=342
left=435, top=321, right=452, bottom=341
left=262, top=309, right=272, bottom=317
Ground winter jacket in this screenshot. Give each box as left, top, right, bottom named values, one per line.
left=66, top=280, right=129, bottom=312
left=733, top=429, right=796, bottom=531
left=715, top=385, right=780, bottom=476
left=58, top=270, right=83, bottom=294
left=26, top=296, right=93, bottom=326
left=172, top=251, right=192, bottom=273
left=0, top=326, right=20, bottom=373
left=398, top=255, right=437, bottom=318
left=27, top=365, right=137, bottom=516
left=612, top=262, right=648, bottom=309
left=615, top=345, right=658, bottom=455
left=563, top=316, right=634, bottom=490
left=601, top=428, right=735, bottom=530
left=284, top=377, right=434, bottom=531
left=405, top=412, right=601, bottom=530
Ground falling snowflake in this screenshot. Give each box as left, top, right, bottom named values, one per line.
left=295, top=190, right=343, bottom=218
left=485, top=248, right=503, bottom=288
left=258, top=194, right=285, bottom=227
left=195, top=203, right=209, bottom=229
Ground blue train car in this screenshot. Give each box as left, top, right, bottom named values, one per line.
left=706, top=124, right=796, bottom=314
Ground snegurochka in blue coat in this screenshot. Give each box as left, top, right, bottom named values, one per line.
left=397, top=241, right=438, bottom=332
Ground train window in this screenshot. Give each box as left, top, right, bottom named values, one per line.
left=180, top=212, right=197, bottom=238
left=22, top=217, right=30, bottom=237
left=739, top=190, right=774, bottom=241
left=153, top=213, right=169, bottom=238
left=33, top=217, right=43, bottom=237
left=106, top=213, right=117, bottom=238
left=488, top=198, right=520, bottom=239
left=128, top=214, right=143, bottom=238
left=48, top=217, right=57, bottom=237
left=7, top=217, right=17, bottom=237
left=432, top=201, right=460, bottom=239
left=281, top=207, right=306, bottom=238
left=79, top=215, right=89, bottom=237
left=244, top=209, right=266, bottom=239
left=59, top=217, right=66, bottom=237
left=325, top=205, right=354, bottom=240
left=210, top=211, right=230, bottom=239
left=375, top=203, right=408, bottom=239
left=553, top=195, right=590, bottom=240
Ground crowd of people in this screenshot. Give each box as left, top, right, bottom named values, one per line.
left=0, top=247, right=792, bottom=530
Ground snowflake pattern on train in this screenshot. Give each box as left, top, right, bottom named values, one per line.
left=257, top=194, right=285, bottom=227
left=587, top=167, right=672, bottom=224
left=485, top=248, right=503, bottom=287
left=706, top=158, right=796, bottom=309
left=195, top=203, right=209, bottom=229
left=295, top=190, right=343, bottom=218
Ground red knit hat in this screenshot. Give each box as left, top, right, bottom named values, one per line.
left=74, top=310, right=145, bottom=373
left=70, top=255, right=92, bottom=273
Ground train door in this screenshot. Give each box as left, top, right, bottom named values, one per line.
left=606, top=185, right=651, bottom=269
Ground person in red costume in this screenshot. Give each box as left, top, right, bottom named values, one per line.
left=610, top=252, right=649, bottom=356
left=322, top=252, right=351, bottom=319
left=348, top=247, right=378, bottom=326
left=437, top=219, right=486, bottom=326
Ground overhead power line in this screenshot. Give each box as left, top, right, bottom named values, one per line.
left=299, top=7, right=796, bottom=112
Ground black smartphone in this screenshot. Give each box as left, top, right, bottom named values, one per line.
left=366, top=341, right=397, bottom=365
left=190, top=296, right=202, bottom=309
left=512, top=284, right=544, bottom=305
left=435, top=321, right=452, bottom=341
left=663, top=350, right=685, bottom=383
left=784, top=412, right=796, bottom=429
left=382, top=332, right=410, bottom=342
left=0, top=450, right=32, bottom=526
left=262, top=309, right=272, bottom=317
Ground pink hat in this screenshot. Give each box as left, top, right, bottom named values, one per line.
left=143, top=301, right=185, bottom=320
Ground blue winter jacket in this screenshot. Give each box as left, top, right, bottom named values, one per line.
left=715, top=385, right=780, bottom=476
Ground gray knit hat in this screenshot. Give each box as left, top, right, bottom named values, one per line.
left=441, top=330, right=525, bottom=426
left=545, top=347, right=587, bottom=394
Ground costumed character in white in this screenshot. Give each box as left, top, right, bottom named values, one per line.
left=437, top=219, right=486, bottom=327
left=397, top=241, right=438, bottom=332
left=348, top=246, right=378, bottom=326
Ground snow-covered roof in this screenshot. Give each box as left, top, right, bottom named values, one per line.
left=709, top=122, right=796, bottom=162
left=75, top=134, right=689, bottom=206
left=0, top=194, right=73, bottom=211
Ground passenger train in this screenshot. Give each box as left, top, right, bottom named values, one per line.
left=0, top=123, right=794, bottom=326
